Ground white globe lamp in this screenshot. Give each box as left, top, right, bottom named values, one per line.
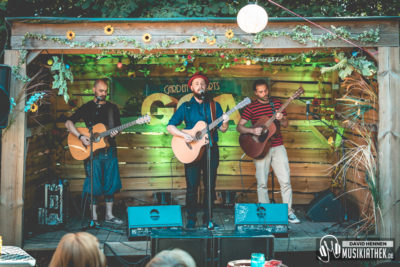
left=237, top=3, right=269, bottom=34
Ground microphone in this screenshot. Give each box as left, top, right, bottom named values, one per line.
left=306, top=101, right=310, bottom=120
left=199, top=89, right=206, bottom=100
left=95, top=96, right=102, bottom=108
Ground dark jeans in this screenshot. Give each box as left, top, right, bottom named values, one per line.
left=184, top=143, right=219, bottom=222
left=83, top=147, right=122, bottom=204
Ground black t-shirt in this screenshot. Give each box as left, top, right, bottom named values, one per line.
left=68, top=101, right=121, bottom=147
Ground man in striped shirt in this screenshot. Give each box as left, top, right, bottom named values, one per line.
left=237, top=79, right=300, bottom=223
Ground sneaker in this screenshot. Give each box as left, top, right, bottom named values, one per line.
left=105, top=217, right=124, bottom=225
left=186, top=219, right=196, bottom=229
left=288, top=213, right=300, bottom=224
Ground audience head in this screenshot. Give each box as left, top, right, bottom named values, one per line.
left=49, top=232, right=106, bottom=267
left=146, top=248, right=196, bottom=267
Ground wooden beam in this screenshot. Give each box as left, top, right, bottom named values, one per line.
left=377, top=46, right=400, bottom=251
left=26, top=50, right=43, bottom=65
left=0, top=50, right=27, bottom=246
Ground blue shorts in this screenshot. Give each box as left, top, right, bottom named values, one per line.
left=83, top=147, right=122, bottom=198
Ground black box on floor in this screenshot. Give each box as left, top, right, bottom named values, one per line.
left=212, top=230, right=274, bottom=267
left=306, top=190, right=343, bottom=222
left=151, top=229, right=213, bottom=267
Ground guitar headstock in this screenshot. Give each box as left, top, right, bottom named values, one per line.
left=292, top=87, right=305, bottom=99
left=237, top=97, right=251, bottom=109
left=137, top=114, right=151, bottom=124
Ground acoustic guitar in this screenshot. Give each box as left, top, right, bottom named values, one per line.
left=171, top=97, right=251, bottom=164
left=239, top=87, right=304, bottom=159
left=68, top=114, right=150, bottom=160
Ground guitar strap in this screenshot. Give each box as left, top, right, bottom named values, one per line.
left=108, top=103, right=115, bottom=129
left=210, top=100, right=217, bottom=139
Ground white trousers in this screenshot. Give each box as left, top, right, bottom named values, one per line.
left=254, top=145, right=293, bottom=213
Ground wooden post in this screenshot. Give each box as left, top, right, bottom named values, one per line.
left=377, top=47, right=400, bottom=251
left=0, top=50, right=26, bottom=246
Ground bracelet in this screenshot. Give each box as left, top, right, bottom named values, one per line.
left=78, top=134, right=83, bottom=140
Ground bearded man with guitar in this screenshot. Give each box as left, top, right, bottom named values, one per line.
left=65, top=79, right=123, bottom=225
left=167, top=73, right=229, bottom=228
left=237, top=79, right=301, bottom=224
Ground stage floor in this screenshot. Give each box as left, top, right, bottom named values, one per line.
left=23, top=205, right=371, bottom=255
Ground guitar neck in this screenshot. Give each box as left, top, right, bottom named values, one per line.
left=264, top=97, right=294, bottom=127
left=200, top=105, right=237, bottom=136
left=99, top=120, right=138, bottom=138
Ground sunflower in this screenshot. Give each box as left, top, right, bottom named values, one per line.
left=142, top=33, right=152, bottom=43
left=66, top=30, right=75, bottom=40
left=30, top=103, right=38, bottom=113
left=104, top=25, right=114, bottom=35
left=225, top=29, right=234, bottom=39
left=190, top=36, right=198, bottom=43
left=206, top=37, right=216, bottom=45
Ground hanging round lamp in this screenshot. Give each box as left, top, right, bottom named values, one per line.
left=237, top=3, right=268, bottom=34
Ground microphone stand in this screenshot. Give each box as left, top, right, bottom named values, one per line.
left=201, top=94, right=215, bottom=230
left=308, top=108, right=347, bottom=221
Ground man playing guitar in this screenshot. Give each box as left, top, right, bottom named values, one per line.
left=65, top=79, right=123, bottom=226
left=167, top=73, right=229, bottom=228
left=236, top=79, right=300, bottom=224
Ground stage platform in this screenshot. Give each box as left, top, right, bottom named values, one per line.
left=23, top=205, right=373, bottom=256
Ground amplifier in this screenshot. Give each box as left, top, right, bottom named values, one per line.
left=234, top=203, right=288, bottom=234
left=127, top=205, right=183, bottom=239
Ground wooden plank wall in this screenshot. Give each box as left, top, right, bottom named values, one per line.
left=55, top=59, right=338, bottom=205
left=24, top=96, right=58, bottom=234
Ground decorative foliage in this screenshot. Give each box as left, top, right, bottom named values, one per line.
left=332, top=72, right=379, bottom=235
left=24, top=92, right=45, bottom=112
left=321, top=52, right=376, bottom=79
left=22, top=25, right=380, bottom=52
left=50, top=56, right=73, bottom=103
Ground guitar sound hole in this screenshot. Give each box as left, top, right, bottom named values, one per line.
left=258, top=131, right=268, bottom=142
left=195, top=131, right=202, bottom=140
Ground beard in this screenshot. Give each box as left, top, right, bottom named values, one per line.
left=257, top=95, right=269, bottom=102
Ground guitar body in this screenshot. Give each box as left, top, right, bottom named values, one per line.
left=239, top=115, right=277, bottom=159
left=68, top=123, right=108, bottom=161
left=171, top=121, right=209, bottom=164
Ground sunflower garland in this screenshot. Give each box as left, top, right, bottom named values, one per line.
left=225, top=29, right=234, bottom=39
left=206, top=37, right=216, bottom=45
left=142, top=33, right=152, bottom=43
left=104, top=25, right=114, bottom=35
left=66, top=30, right=75, bottom=40
left=190, top=36, right=198, bottom=43
left=30, top=103, right=38, bottom=113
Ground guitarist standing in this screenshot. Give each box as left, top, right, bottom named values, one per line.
left=167, top=73, right=229, bottom=228
left=236, top=79, right=300, bottom=224
left=65, top=79, right=123, bottom=225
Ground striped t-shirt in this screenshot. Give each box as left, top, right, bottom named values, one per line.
left=241, top=98, right=286, bottom=147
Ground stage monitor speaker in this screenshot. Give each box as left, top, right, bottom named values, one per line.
left=234, top=203, right=288, bottom=234
left=213, top=231, right=274, bottom=267
left=306, top=190, right=343, bottom=222
left=151, top=229, right=212, bottom=267
left=127, top=205, right=183, bottom=238
left=0, top=64, right=11, bottom=128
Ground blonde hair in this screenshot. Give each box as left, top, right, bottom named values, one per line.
left=146, top=248, right=196, bottom=267
left=49, top=232, right=106, bottom=267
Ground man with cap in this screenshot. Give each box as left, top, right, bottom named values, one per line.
left=167, top=73, right=229, bottom=228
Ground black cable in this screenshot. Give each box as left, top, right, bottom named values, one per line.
left=104, top=242, right=150, bottom=267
